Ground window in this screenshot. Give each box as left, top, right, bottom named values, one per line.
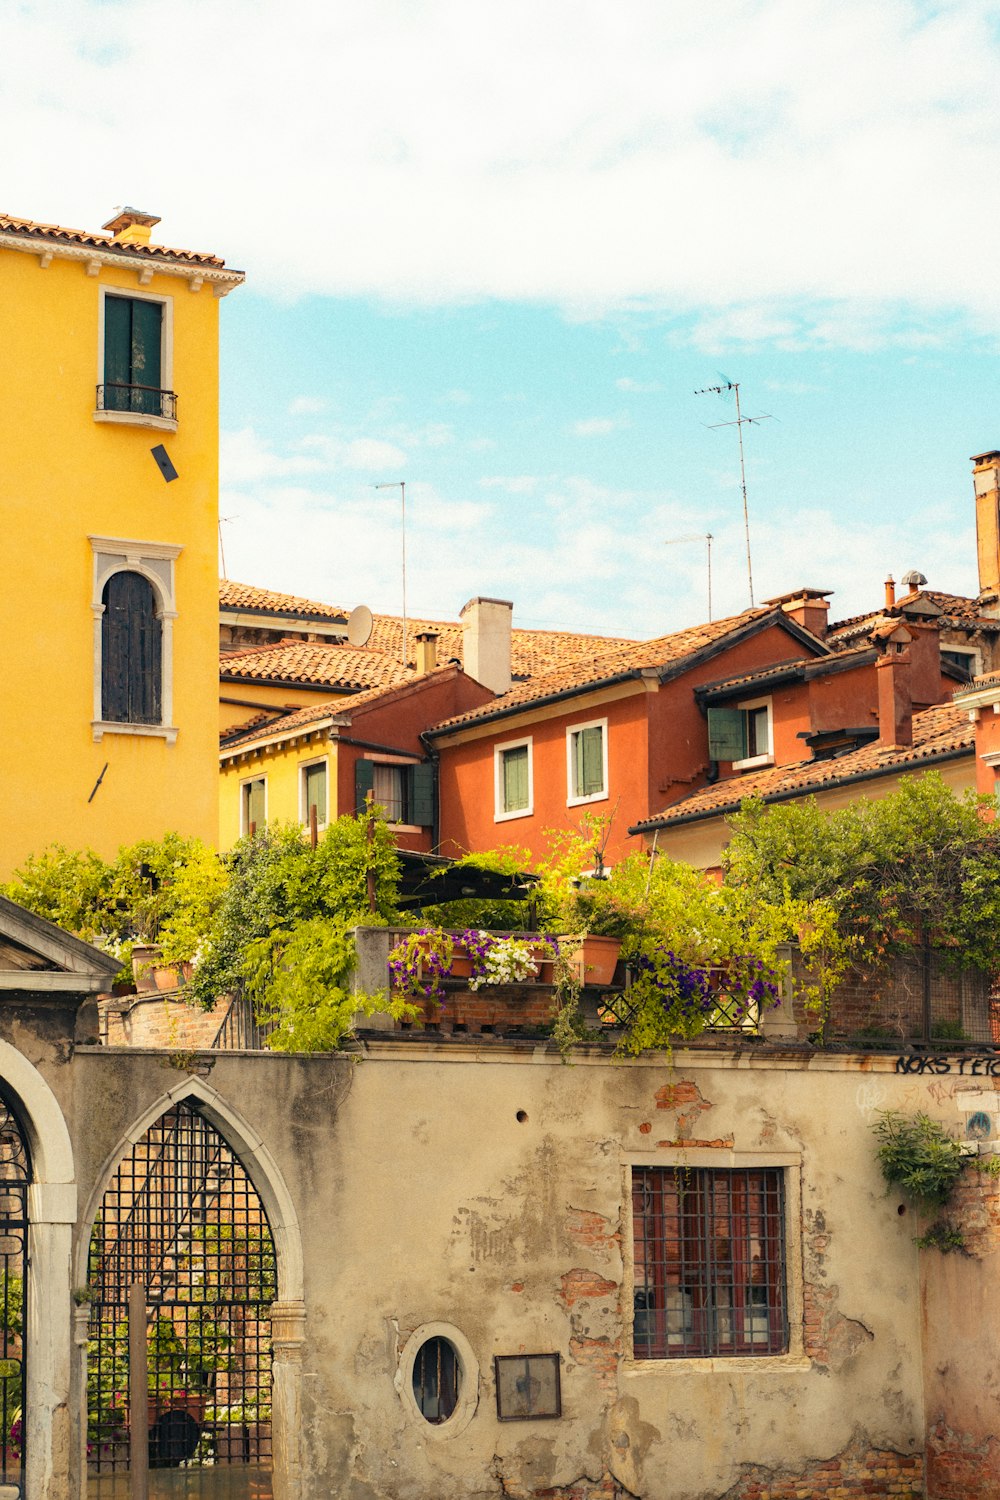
left=101, top=571, right=162, bottom=723
left=300, top=759, right=328, bottom=830
left=355, top=759, right=435, bottom=827
left=411, top=1337, right=461, bottom=1425
left=90, top=538, right=180, bottom=743
left=96, top=290, right=176, bottom=426
left=707, top=699, right=773, bottom=769
left=566, top=719, right=608, bottom=805
left=941, top=646, right=980, bottom=681
left=494, top=738, right=532, bottom=821
left=241, top=778, right=266, bottom=835
left=631, top=1166, right=787, bottom=1359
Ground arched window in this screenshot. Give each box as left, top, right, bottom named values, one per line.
left=101, top=571, right=162, bottom=724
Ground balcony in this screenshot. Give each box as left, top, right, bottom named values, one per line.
left=94, top=382, right=178, bottom=430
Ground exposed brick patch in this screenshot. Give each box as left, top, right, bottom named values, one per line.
left=534, top=1476, right=629, bottom=1499
left=510, top=1281, right=524, bottom=1293
left=100, top=994, right=226, bottom=1049
left=568, top=1335, right=621, bottom=1393
left=638, top=1122, right=651, bottom=1134
left=946, top=1167, right=1000, bottom=1258
left=566, top=1208, right=620, bottom=1253
left=559, top=1268, right=619, bottom=1306
left=927, top=1418, right=1000, bottom=1499
left=721, top=1433, right=924, bottom=1498
left=653, top=1079, right=712, bottom=1140
left=655, top=1136, right=734, bottom=1149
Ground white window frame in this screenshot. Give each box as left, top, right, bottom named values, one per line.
left=88, top=534, right=181, bottom=744
left=732, top=697, right=773, bottom=772
left=240, top=774, right=268, bottom=836
left=94, top=284, right=177, bottom=432
left=494, top=736, right=534, bottom=822
left=941, top=645, right=981, bottom=679
left=566, top=717, right=609, bottom=807
left=299, top=755, right=330, bottom=831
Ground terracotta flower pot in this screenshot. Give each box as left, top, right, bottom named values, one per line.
left=569, top=936, right=622, bottom=986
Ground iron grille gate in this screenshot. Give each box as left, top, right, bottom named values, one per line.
left=0, top=1098, right=28, bottom=1498
left=87, top=1101, right=275, bottom=1493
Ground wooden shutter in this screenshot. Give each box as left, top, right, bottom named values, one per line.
left=355, top=757, right=375, bottom=815
left=707, top=707, right=747, bottom=762
left=574, top=726, right=604, bottom=797
left=102, top=571, right=161, bottom=724
left=502, top=745, right=528, bottom=811
left=103, top=296, right=132, bottom=411
left=131, top=298, right=162, bottom=413
left=409, top=763, right=435, bottom=828
left=304, top=763, right=327, bottom=825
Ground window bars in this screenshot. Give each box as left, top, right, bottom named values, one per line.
left=632, top=1166, right=788, bottom=1359
left=87, top=1101, right=275, bottom=1478
left=0, top=1099, right=28, bottom=1497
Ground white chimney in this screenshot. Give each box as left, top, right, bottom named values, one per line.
left=461, top=597, right=512, bottom=696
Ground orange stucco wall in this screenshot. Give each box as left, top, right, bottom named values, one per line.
left=973, top=702, right=1000, bottom=795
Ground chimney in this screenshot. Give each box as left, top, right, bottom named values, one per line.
left=415, top=630, right=439, bottom=676
left=102, top=207, right=161, bottom=247
left=780, top=591, right=830, bottom=639
left=885, top=575, right=896, bottom=609
left=876, top=643, right=913, bottom=748
left=972, top=450, right=1000, bottom=599
left=460, top=596, right=513, bottom=696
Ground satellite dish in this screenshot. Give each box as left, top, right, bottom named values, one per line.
left=346, top=604, right=373, bottom=647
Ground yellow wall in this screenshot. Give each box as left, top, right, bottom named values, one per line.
left=219, top=738, right=337, bottom=850
left=3, top=232, right=235, bottom=876
left=219, top=682, right=346, bottom=734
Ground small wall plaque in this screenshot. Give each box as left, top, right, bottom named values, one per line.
left=494, top=1353, right=561, bottom=1421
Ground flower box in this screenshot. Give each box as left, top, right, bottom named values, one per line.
left=568, top=935, right=621, bottom=987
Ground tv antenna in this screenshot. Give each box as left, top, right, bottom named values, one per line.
left=375, top=481, right=407, bottom=665
left=218, top=514, right=238, bottom=580
left=665, top=533, right=714, bottom=621
left=695, top=377, right=773, bottom=607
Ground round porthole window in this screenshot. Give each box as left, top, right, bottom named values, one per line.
left=396, top=1322, right=479, bottom=1438
left=412, top=1335, right=460, bottom=1424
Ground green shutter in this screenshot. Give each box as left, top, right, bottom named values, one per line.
left=305, top=763, right=327, bottom=825
left=355, top=757, right=375, bottom=815
left=707, top=706, right=748, bottom=761
left=104, top=296, right=132, bottom=409
left=574, top=726, right=604, bottom=797
left=131, top=299, right=162, bottom=413
left=409, top=763, right=436, bottom=828
left=502, top=745, right=529, bottom=812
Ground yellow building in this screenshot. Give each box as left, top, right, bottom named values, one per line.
left=2, top=208, right=243, bottom=877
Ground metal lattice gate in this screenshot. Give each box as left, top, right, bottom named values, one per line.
left=0, top=1096, right=28, bottom=1499
left=86, top=1101, right=275, bottom=1496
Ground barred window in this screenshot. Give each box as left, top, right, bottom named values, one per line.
left=632, top=1166, right=788, bottom=1359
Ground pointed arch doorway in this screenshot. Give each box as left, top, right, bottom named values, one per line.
left=86, top=1098, right=276, bottom=1498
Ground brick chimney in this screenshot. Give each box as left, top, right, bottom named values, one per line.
left=972, top=451, right=1000, bottom=599
left=461, top=597, right=512, bottom=696
left=876, top=641, right=913, bottom=748
left=779, top=590, right=830, bottom=639
left=102, top=207, right=161, bottom=247
left=885, top=576, right=896, bottom=609
left=414, top=630, right=439, bottom=676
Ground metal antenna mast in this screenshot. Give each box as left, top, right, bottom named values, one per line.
left=376, top=481, right=407, bottom=665
left=695, top=378, right=773, bottom=608
left=665, top=533, right=714, bottom=621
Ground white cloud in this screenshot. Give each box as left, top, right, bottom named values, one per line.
left=288, top=395, right=328, bottom=416
left=8, top=1, right=1000, bottom=339
left=220, top=428, right=324, bottom=485
left=343, top=438, right=408, bottom=471
left=479, top=475, right=540, bottom=494
left=572, top=417, right=626, bottom=437
left=616, top=377, right=662, bottom=393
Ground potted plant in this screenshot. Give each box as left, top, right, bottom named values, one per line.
left=462, top=931, right=556, bottom=988
left=388, top=929, right=455, bottom=1006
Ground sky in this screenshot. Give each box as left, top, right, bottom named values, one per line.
left=8, top=0, right=1000, bottom=638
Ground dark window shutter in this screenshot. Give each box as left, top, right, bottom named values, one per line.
left=102, top=571, right=161, bottom=724
left=355, top=757, right=375, bottom=815
left=409, top=763, right=436, bottom=828
left=131, top=298, right=162, bottom=413
left=707, top=706, right=748, bottom=761
left=104, top=296, right=132, bottom=410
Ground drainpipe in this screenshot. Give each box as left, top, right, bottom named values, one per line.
left=419, top=731, right=441, bottom=852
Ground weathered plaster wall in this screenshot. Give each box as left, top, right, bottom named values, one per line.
left=50, top=1044, right=939, bottom=1499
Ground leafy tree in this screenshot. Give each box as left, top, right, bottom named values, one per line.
left=723, top=772, right=1000, bottom=973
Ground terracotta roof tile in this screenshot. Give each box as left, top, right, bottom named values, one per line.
left=219, top=674, right=443, bottom=753
left=695, top=645, right=874, bottom=699
left=828, top=590, right=1000, bottom=648
left=427, top=605, right=787, bottom=734
left=634, top=702, right=973, bottom=832
left=219, top=641, right=413, bottom=691
left=220, top=580, right=348, bottom=623
left=0, top=212, right=232, bottom=269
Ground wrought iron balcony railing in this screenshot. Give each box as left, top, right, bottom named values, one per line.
left=96, top=382, right=178, bottom=420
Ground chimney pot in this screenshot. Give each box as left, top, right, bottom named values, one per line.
left=460, top=597, right=513, bottom=696
left=876, top=648, right=913, bottom=748
left=414, top=631, right=439, bottom=676
left=102, top=207, right=161, bottom=246
left=884, top=575, right=896, bottom=609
